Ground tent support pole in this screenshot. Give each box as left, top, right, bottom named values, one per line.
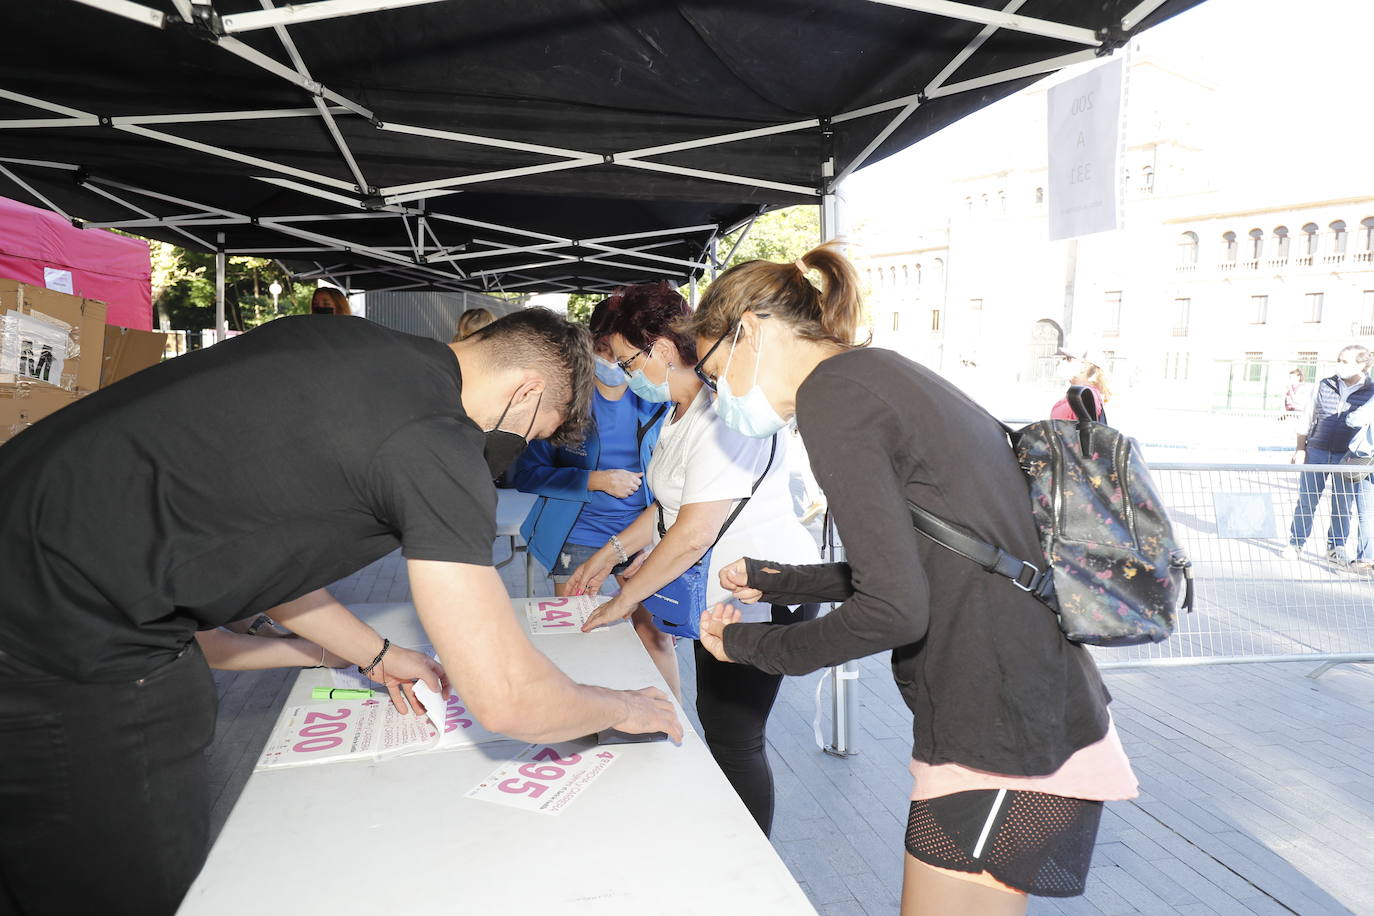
left=215, top=237, right=227, bottom=343
left=819, top=184, right=859, bottom=759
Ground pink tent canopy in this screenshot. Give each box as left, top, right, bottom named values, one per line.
left=0, top=195, right=152, bottom=330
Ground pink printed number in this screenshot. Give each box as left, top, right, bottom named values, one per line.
left=302, top=708, right=351, bottom=723
left=532, top=747, right=582, bottom=766
left=497, top=778, right=548, bottom=798
left=444, top=696, right=473, bottom=732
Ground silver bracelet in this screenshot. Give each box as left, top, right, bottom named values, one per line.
left=609, top=534, right=629, bottom=564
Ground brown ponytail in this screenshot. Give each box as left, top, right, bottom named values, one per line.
left=682, top=241, right=867, bottom=349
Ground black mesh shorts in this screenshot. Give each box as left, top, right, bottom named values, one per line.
left=905, top=789, right=1103, bottom=897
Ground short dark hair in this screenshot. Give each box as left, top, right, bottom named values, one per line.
left=467, top=307, right=593, bottom=446
left=606, top=281, right=696, bottom=363
left=588, top=294, right=621, bottom=344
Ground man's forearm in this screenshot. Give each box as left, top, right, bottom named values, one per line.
left=195, top=628, right=327, bottom=670
left=267, top=589, right=384, bottom=667
left=498, top=675, right=633, bottom=743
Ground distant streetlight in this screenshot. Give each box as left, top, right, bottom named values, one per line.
left=269, top=280, right=283, bottom=313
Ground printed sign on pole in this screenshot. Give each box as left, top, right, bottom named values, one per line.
left=1047, top=58, right=1125, bottom=241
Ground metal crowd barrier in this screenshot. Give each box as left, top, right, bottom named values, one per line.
left=1094, top=463, right=1374, bottom=675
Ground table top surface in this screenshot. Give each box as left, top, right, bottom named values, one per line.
left=179, top=601, right=815, bottom=915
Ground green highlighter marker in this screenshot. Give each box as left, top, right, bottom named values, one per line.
left=311, top=687, right=374, bottom=700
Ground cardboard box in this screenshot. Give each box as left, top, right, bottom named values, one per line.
left=101, top=325, right=168, bottom=387
left=0, top=279, right=107, bottom=395
left=0, top=384, right=80, bottom=444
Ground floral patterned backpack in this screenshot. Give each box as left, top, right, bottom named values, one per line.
left=908, top=386, right=1194, bottom=647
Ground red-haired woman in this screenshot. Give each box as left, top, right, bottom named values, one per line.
left=570, top=281, right=819, bottom=836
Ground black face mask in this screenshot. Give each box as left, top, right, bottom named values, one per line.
left=483, top=390, right=541, bottom=478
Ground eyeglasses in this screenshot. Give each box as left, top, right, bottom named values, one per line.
left=616, top=347, right=651, bottom=374
left=693, top=313, right=770, bottom=392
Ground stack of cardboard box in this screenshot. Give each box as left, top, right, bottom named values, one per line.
left=0, top=279, right=168, bottom=444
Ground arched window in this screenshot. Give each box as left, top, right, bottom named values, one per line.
left=889, top=266, right=898, bottom=289
left=1273, top=226, right=1290, bottom=259
left=1331, top=220, right=1348, bottom=254
left=965, top=196, right=973, bottom=211
left=1222, top=231, right=1237, bottom=262
left=1362, top=217, right=1374, bottom=252
left=1142, top=166, right=1155, bottom=193
left=1034, top=187, right=1044, bottom=204
left=1248, top=229, right=1263, bottom=260
left=1178, top=231, right=1199, bottom=265
left=913, top=264, right=922, bottom=286
left=997, top=190, right=1006, bottom=213
left=931, top=258, right=945, bottom=286
left=981, top=193, right=989, bottom=209
left=1303, top=223, right=1319, bottom=256
left=901, top=265, right=909, bottom=287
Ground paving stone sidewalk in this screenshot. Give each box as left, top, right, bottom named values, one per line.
left=207, top=547, right=1374, bottom=915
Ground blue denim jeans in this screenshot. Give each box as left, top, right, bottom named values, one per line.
left=1290, top=446, right=1373, bottom=558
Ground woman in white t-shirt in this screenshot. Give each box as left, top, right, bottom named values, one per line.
left=569, top=285, right=819, bottom=835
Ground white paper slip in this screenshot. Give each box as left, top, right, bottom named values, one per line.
left=521, top=595, right=607, bottom=634
left=412, top=664, right=506, bottom=752
left=256, top=699, right=436, bottom=770
left=466, top=741, right=618, bottom=816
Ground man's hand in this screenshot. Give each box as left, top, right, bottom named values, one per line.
left=698, top=603, right=741, bottom=663
left=613, top=687, right=684, bottom=743
left=568, top=545, right=618, bottom=596
left=581, top=594, right=635, bottom=632
left=590, top=469, right=644, bottom=499
left=718, top=558, right=763, bottom=603
left=366, top=645, right=449, bottom=716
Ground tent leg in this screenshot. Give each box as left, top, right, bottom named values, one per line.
left=215, top=237, right=227, bottom=343
left=819, top=186, right=858, bottom=758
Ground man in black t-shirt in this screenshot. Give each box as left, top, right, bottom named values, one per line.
left=0, top=308, right=681, bottom=916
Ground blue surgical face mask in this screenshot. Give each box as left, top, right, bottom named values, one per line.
left=714, top=324, right=787, bottom=438
left=626, top=352, right=672, bottom=402
left=594, top=355, right=626, bottom=387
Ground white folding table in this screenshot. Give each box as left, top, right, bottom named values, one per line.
left=179, top=601, right=815, bottom=915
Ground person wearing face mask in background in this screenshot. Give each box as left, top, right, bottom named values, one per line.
left=1050, top=346, right=1111, bottom=422
left=568, top=281, right=819, bottom=835
left=691, top=246, right=1138, bottom=915
left=0, top=307, right=682, bottom=916
left=511, top=287, right=677, bottom=694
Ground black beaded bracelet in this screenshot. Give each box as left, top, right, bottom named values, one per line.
left=358, top=638, right=391, bottom=676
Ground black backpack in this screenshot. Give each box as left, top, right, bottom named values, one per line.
left=909, top=387, right=1194, bottom=647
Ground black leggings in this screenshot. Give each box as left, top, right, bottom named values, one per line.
left=694, top=602, right=820, bottom=837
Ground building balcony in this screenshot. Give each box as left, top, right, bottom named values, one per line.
left=1295, top=256, right=1313, bottom=266
left=1102, top=328, right=1120, bottom=337
left=1171, top=327, right=1189, bottom=336
left=1354, top=251, right=1373, bottom=263
left=1175, top=264, right=1197, bottom=273
left=1324, top=253, right=1347, bottom=265
left=1266, top=257, right=1289, bottom=268
left=1239, top=259, right=1258, bottom=270
left=1353, top=323, right=1374, bottom=336
left=1218, top=261, right=1237, bottom=272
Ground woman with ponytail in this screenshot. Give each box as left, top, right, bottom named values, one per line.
left=690, top=245, right=1137, bottom=914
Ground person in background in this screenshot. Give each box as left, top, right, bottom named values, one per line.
left=1051, top=347, right=1110, bottom=421
left=454, top=306, right=496, bottom=341
left=571, top=282, right=820, bottom=836
left=310, top=286, right=352, bottom=315
left=511, top=287, right=676, bottom=694
left=695, top=245, right=1136, bottom=914
left=1286, top=345, right=1374, bottom=569
left=1282, top=367, right=1308, bottom=420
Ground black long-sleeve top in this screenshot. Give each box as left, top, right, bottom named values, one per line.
left=722, top=348, right=1111, bottom=777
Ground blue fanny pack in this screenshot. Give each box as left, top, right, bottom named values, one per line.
left=642, top=436, right=776, bottom=639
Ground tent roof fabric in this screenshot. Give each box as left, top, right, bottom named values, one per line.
left=0, top=0, right=1202, bottom=293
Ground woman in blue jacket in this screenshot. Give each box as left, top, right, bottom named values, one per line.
left=511, top=287, right=677, bottom=694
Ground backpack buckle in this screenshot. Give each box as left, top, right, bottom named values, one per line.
left=1011, top=561, right=1042, bottom=592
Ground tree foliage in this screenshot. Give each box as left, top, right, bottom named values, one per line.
left=563, top=204, right=822, bottom=326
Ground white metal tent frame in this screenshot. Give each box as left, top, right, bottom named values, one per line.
left=1, top=0, right=1174, bottom=302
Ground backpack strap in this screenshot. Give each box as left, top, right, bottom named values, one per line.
left=657, top=434, right=777, bottom=544
left=906, top=501, right=1056, bottom=605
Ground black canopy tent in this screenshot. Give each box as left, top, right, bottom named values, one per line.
left=0, top=0, right=1202, bottom=304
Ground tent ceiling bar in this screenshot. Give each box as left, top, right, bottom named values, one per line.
left=861, top=0, right=1101, bottom=45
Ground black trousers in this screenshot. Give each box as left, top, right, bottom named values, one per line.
left=0, top=642, right=218, bottom=916
left=694, top=602, right=819, bottom=837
